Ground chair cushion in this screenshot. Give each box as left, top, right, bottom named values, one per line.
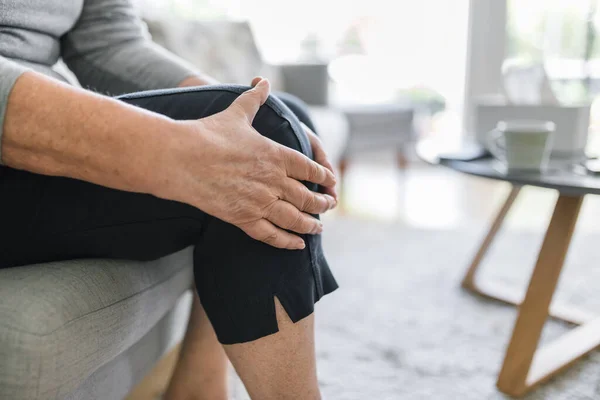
left=0, top=247, right=193, bottom=400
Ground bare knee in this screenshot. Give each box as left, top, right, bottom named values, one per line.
left=223, top=299, right=320, bottom=400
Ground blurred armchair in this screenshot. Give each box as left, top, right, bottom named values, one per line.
left=145, top=19, right=349, bottom=167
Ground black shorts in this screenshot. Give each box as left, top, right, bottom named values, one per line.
left=0, top=85, right=338, bottom=344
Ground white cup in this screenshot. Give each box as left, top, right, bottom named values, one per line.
left=487, top=120, right=555, bottom=173
left=475, top=102, right=590, bottom=160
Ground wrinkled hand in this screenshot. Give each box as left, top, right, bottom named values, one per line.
left=160, top=78, right=337, bottom=250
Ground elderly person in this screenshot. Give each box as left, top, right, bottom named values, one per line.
left=0, top=1, right=338, bottom=399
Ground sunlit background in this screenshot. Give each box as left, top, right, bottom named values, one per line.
left=126, top=2, right=600, bottom=398
left=134, top=0, right=600, bottom=231
left=140, top=0, right=468, bottom=107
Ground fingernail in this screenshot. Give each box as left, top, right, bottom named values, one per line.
left=312, top=222, right=323, bottom=235
left=252, top=76, right=263, bottom=87
left=297, top=240, right=306, bottom=250
left=324, top=194, right=336, bottom=209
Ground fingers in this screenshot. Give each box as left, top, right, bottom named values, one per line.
left=240, top=219, right=305, bottom=250
left=303, top=123, right=338, bottom=199
left=265, top=201, right=323, bottom=235
left=282, top=146, right=336, bottom=188
left=281, top=178, right=336, bottom=214
left=251, top=76, right=262, bottom=87
left=231, top=78, right=271, bottom=122
left=302, top=123, right=335, bottom=173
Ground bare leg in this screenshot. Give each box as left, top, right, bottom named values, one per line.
left=224, top=298, right=320, bottom=400
left=165, top=292, right=229, bottom=400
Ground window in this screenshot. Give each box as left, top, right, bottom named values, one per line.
left=506, top=0, right=600, bottom=152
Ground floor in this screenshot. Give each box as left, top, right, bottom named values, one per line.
left=318, top=153, right=600, bottom=399
left=224, top=149, right=600, bottom=399
left=225, top=149, right=600, bottom=399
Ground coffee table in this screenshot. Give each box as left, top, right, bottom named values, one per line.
left=417, top=139, right=600, bottom=397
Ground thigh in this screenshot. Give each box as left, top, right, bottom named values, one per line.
left=0, top=85, right=313, bottom=268
left=118, top=85, right=313, bottom=159
left=0, top=165, right=206, bottom=268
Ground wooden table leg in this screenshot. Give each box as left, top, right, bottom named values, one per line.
left=496, top=194, right=591, bottom=397
left=462, top=187, right=594, bottom=325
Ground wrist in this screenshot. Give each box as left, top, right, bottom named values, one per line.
left=140, top=119, right=204, bottom=202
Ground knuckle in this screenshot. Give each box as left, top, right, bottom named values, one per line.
left=302, top=191, right=316, bottom=211
left=290, top=212, right=305, bottom=231
left=269, top=144, right=286, bottom=166
left=229, top=102, right=247, bottom=117
left=262, top=201, right=278, bottom=219
left=314, top=195, right=327, bottom=212
left=308, top=162, right=320, bottom=181
left=282, top=148, right=296, bottom=171
left=286, top=182, right=301, bottom=199
left=287, top=185, right=304, bottom=208
left=261, top=232, right=279, bottom=245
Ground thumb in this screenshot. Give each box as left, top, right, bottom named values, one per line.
left=231, top=78, right=271, bottom=122
left=251, top=76, right=262, bottom=87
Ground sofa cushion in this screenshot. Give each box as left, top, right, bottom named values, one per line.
left=0, top=247, right=193, bottom=400
left=65, top=292, right=192, bottom=400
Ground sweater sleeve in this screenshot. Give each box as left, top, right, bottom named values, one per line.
left=0, top=56, right=29, bottom=165
left=61, top=0, right=199, bottom=96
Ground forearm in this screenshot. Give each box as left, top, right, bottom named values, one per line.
left=2, top=71, right=180, bottom=195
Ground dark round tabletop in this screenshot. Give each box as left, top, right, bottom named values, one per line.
left=416, top=138, right=600, bottom=196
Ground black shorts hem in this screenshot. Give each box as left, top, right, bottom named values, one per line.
left=208, top=252, right=338, bottom=345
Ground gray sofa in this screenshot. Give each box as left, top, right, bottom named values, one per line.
left=0, top=248, right=194, bottom=400
left=0, top=19, right=349, bottom=400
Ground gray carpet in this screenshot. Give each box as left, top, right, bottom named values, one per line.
left=313, top=217, right=600, bottom=400
left=230, top=216, right=600, bottom=399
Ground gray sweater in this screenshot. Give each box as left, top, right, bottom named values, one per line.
left=0, top=0, right=199, bottom=164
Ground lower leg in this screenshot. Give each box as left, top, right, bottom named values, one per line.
left=165, top=292, right=229, bottom=400
left=224, top=298, right=320, bottom=400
